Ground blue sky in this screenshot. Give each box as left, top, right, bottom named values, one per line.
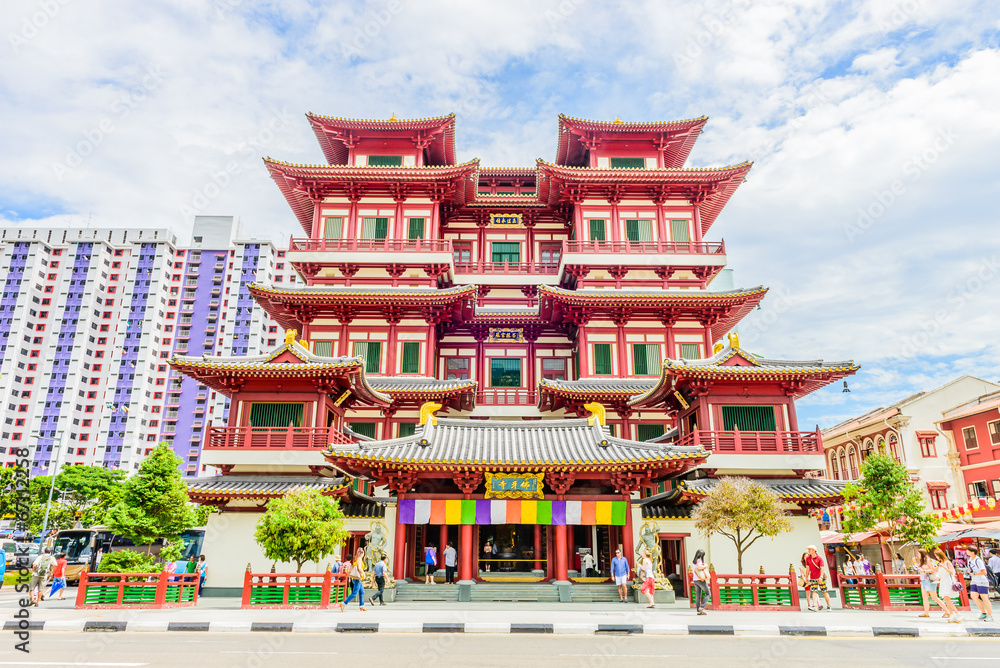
left=2, top=0, right=999, bottom=427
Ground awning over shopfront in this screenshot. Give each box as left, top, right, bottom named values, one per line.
left=821, top=530, right=880, bottom=544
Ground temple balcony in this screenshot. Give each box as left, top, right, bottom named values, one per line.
left=453, top=261, right=560, bottom=285
left=475, top=389, right=540, bottom=406
left=559, top=239, right=726, bottom=268
left=199, top=425, right=355, bottom=468
left=287, top=237, right=454, bottom=267
left=676, top=429, right=827, bottom=474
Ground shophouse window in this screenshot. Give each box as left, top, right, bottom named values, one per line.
left=490, top=358, right=521, bottom=387
left=445, top=357, right=470, bottom=380
left=588, top=219, right=606, bottom=241
left=930, top=489, right=948, bottom=510
left=963, top=426, right=979, bottom=450
left=407, top=218, right=425, bottom=239
left=324, top=217, right=343, bottom=239
left=361, top=217, right=389, bottom=240
left=969, top=480, right=989, bottom=498
left=625, top=219, right=653, bottom=242
left=400, top=342, right=421, bottom=374
left=609, top=157, right=644, bottom=169
left=541, top=358, right=566, bottom=381
left=721, top=406, right=777, bottom=431
left=989, top=420, right=1000, bottom=445
left=593, top=343, right=613, bottom=375
left=637, top=424, right=666, bottom=441
left=491, top=242, right=520, bottom=263
left=919, top=435, right=937, bottom=457
left=631, top=343, right=660, bottom=375
left=353, top=341, right=382, bottom=374
left=366, top=155, right=403, bottom=167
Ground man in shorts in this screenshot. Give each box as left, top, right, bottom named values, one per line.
left=29, top=547, right=56, bottom=606
left=966, top=545, right=994, bottom=622
left=610, top=548, right=630, bottom=603
left=805, top=545, right=832, bottom=611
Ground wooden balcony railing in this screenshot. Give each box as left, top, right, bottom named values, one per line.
left=206, top=426, right=356, bottom=450
left=675, top=429, right=822, bottom=453
left=562, top=240, right=725, bottom=255
left=453, top=261, right=559, bottom=275
left=476, top=389, right=539, bottom=406
left=289, top=238, right=453, bottom=253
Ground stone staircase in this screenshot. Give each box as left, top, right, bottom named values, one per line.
left=394, top=582, right=626, bottom=603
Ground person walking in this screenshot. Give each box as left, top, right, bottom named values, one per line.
left=197, top=555, right=207, bottom=596
left=691, top=549, right=710, bottom=615
left=916, top=548, right=946, bottom=617
left=965, top=545, right=993, bottom=622
left=369, top=554, right=388, bottom=606
left=804, top=545, right=832, bottom=611
left=893, top=552, right=906, bottom=574
left=185, top=556, right=197, bottom=575
left=859, top=554, right=873, bottom=575
left=988, top=549, right=1000, bottom=575
left=582, top=551, right=595, bottom=578
left=843, top=553, right=856, bottom=585
left=423, top=543, right=437, bottom=584
left=30, top=548, right=56, bottom=606
left=933, top=548, right=963, bottom=623
left=443, top=541, right=457, bottom=584
left=611, top=548, right=629, bottom=602
left=338, top=547, right=367, bottom=612
left=638, top=548, right=656, bottom=608
left=47, top=552, right=68, bottom=601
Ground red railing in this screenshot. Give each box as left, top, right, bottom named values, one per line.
left=676, top=429, right=821, bottom=453
left=562, top=240, right=725, bottom=255
left=242, top=569, right=351, bottom=609
left=289, top=238, right=452, bottom=253
left=75, top=571, right=199, bottom=609
left=206, top=426, right=355, bottom=450
left=840, top=572, right=970, bottom=611
left=476, top=389, right=539, bottom=406
left=454, top=261, right=559, bottom=275
left=690, top=565, right=800, bottom=611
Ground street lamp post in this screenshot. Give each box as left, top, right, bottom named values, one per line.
left=35, top=430, right=69, bottom=546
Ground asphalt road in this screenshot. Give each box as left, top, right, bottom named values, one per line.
left=2, top=633, right=998, bottom=668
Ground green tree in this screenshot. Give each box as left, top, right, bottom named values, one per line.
left=693, top=477, right=793, bottom=573
left=54, top=465, right=127, bottom=525
left=254, top=489, right=349, bottom=572
left=842, top=453, right=942, bottom=549
left=104, top=443, right=197, bottom=554
left=0, top=466, right=28, bottom=518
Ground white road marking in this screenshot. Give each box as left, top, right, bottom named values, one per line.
left=219, top=651, right=337, bottom=655
left=0, top=663, right=147, bottom=666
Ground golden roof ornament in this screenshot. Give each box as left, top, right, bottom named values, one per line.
left=388, top=113, right=399, bottom=122
left=728, top=331, right=740, bottom=349
left=284, top=329, right=298, bottom=346
left=419, top=401, right=442, bottom=426
left=612, top=116, right=624, bottom=124
left=584, top=401, right=606, bottom=427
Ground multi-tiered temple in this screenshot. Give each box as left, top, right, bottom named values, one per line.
left=174, top=113, right=859, bottom=596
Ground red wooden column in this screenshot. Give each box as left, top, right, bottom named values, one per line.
left=554, top=524, right=568, bottom=581
left=456, top=474, right=481, bottom=582
left=439, top=524, right=449, bottom=568
left=393, top=506, right=407, bottom=581
left=546, top=473, right=576, bottom=582
left=533, top=524, right=543, bottom=571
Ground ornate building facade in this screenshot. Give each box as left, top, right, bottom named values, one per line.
left=174, top=113, right=859, bottom=596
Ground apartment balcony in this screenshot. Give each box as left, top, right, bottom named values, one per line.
left=204, top=425, right=355, bottom=450
left=476, top=389, right=539, bottom=406
left=287, top=238, right=454, bottom=268
left=675, top=429, right=825, bottom=473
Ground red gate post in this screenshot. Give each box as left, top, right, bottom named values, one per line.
left=75, top=570, right=89, bottom=608
left=689, top=566, right=695, bottom=609
left=153, top=570, right=169, bottom=609
left=875, top=571, right=891, bottom=611
left=533, top=524, right=543, bottom=572
left=241, top=564, right=252, bottom=608
left=709, top=564, right=720, bottom=611
left=789, top=564, right=801, bottom=611
left=958, top=571, right=970, bottom=610
left=320, top=565, right=332, bottom=610
left=751, top=566, right=761, bottom=608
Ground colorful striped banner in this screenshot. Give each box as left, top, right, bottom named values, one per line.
left=397, top=499, right=626, bottom=526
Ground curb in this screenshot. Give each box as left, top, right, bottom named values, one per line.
left=14, top=620, right=1000, bottom=637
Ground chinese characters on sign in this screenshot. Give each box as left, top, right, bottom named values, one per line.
left=488, top=213, right=523, bottom=228
left=484, top=472, right=544, bottom=499
left=487, top=327, right=524, bottom=343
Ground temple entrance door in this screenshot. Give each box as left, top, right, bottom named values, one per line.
left=660, top=538, right=687, bottom=598
left=478, top=525, right=535, bottom=574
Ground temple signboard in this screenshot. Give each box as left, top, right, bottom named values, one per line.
left=488, top=213, right=523, bottom=228
left=484, top=472, right=544, bottom=499
left=488, top=327, right=523, bottom=343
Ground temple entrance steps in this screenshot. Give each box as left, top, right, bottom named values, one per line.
left=393, top=582, right=626, bottom=603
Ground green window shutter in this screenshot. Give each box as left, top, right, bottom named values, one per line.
left=609, top=157, right=645, bottom=169
left=491, top=242, right=520, bottom=263
left=353, top=341, right=382, bottom=374
left=249, top=403, right=303, bottom=427
left=324, top=217, right=343, bottom=239
left=407, top=218, right=425, bottom=239
left=671, top=219, right=690, bottom=242
left=625, top=219, right=653, bottom=241
left=721, top=406, right=777, bottom=431
left=637, top=424, right=665, bottom=441
left=593, top=343, right=613, bottom=375
left=361, top=217, right=389, bottom=240
left=490, top=358, right=521, bottom=387
left=680, top=343, right=700, bottom=360
left=401, top=342, right=420, bottom=374
left=397, top=422, right=417, bottom=438
left=349, top=422, right=378, bottom=438
left=632, top=344, right=653, bottom=375
left=313, top=341, right=334, bottom=357
left=588, top=219, right=606, bottom=241
left=366, top=155, right=403, bottom=167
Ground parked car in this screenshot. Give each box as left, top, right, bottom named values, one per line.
left=16, top=542, right=42, bottom=568
left=2, top=540, right=17, bottom=567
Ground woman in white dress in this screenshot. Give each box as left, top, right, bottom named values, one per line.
left=934, top=548, right=963, bottom=623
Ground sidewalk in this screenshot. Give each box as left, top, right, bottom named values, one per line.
left=5, top=590, right=1000, bottom=637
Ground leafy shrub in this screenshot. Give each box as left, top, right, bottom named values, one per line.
left=98, top=550, right=158, bottom=581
